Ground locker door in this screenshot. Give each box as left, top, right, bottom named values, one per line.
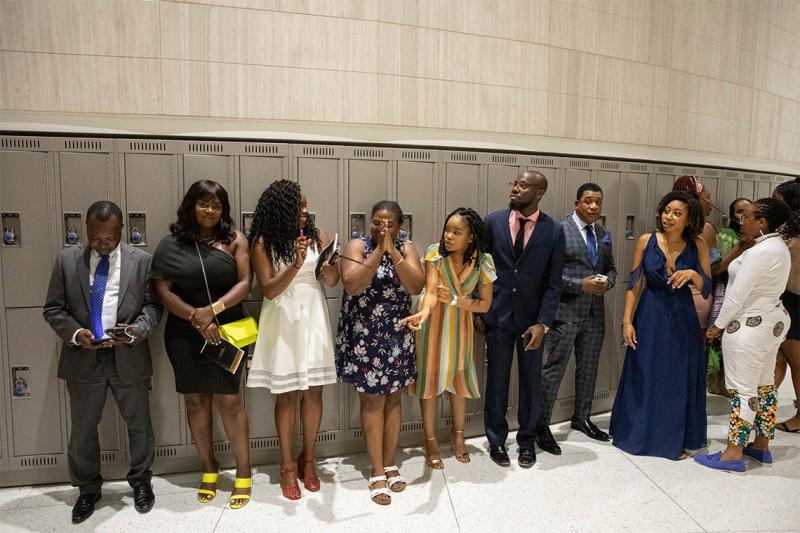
left=444, top=162, right=481, bottom=214
left=739, top=179, right=755, bottom=200
left=183, top=153, right=233, bottom=195
left=0, top=151, right=52, bottom=307
left=756, top=176, right=772, bottom=198
left=57, top=148, right=126, bottom=457
left=701, top=176, right=720, bottom=228
left=344, top=157, right=393, bottom=429
left=6, top=308, right=64, bottom=457
left=120, top=148, right=184, bottom=449
left=296, top=150, right=343, bottom=433
left=719, top=175, right=740, bottom=227
left=238, top=151, right=288, bottom=441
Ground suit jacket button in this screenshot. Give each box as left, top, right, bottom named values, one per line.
left=513, top=269, right=518, bottom=274
left=512, top=288, right=517, bottom=293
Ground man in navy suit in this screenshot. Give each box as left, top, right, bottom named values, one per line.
left=481, top=169, right=565, bottom=468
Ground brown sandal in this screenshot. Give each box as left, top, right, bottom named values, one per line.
left=424, top=436, right=444, bottom=470
left=450, top=429, right=470, bottom=463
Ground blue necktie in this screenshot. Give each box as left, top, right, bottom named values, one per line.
left=90, top=254, right=109, bottom=339
left=585, top=225, right=597, bottom=267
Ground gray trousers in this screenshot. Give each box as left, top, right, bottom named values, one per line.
left=537, top=318, right=605, bottom=427
left=66, top=351, right=154, bottom=495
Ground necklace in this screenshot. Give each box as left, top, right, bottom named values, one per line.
left=197, top=232, right=216, bottom=245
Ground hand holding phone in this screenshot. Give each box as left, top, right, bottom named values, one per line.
left=105, top=327, right=128, bottom=337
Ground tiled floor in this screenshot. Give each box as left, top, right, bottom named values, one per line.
left=2, top=388, right=799, bottom=533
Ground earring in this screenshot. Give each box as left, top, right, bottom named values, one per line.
left=759, top=229, right=764, bottom=236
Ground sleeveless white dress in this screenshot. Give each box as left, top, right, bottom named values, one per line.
left=247, top=246, right=336, bottom=393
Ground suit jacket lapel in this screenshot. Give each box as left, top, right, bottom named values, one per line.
left=567, top=217, right=595, bottom=266
left=499, top=209, right=515, bottom=259
left=76, top=246, right=91, bottom=311
left=117, top=244, right=133, bottom=310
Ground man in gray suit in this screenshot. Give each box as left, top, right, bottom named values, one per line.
left=43, top=201, right=162, bottom=523
left=535, top=183, right=617, bottom=454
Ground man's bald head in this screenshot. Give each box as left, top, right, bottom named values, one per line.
left=509, top=169, right=548, bottom=213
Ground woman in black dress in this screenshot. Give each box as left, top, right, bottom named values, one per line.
left=152, top=180, right=253, bottom=509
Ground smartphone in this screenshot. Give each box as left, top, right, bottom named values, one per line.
left=105, top=327, right=128, bottom=337
left=89, top=337, right=109, bottom=345
left=593, top=274, right=608, bottom=283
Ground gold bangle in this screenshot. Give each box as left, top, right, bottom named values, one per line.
left=292, top=262, right=302, bottom=270
left=395, top=256, right=405, bottom=266
left=211, top=300, right=226, bottom=315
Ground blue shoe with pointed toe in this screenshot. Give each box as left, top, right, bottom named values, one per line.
left=743, top=444, right=773, bottom=464
left=693, top=451, right=747, bottom=472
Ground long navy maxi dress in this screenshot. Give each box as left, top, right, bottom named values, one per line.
left=610, top=232, right=711, bottom=459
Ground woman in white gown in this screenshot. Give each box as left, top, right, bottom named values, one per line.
left=247, top=179, right=339, bottom=500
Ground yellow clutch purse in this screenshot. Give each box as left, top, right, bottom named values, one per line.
left=219, top=317, right=258, bottom=349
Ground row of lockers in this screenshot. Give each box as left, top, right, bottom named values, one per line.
left=0, top=134, right=790, bottom=485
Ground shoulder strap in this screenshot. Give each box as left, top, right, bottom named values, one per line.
left=195, top=242, right=221, bottom=327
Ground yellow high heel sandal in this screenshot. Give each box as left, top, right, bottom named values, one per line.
left=229, top=477, right=252, bottom=510
left=197, top=472, right=218, bottom=503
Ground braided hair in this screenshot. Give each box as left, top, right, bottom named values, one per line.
left=656, top=191, right=705, bottom=241
left=775, top=179, right=800, bottom=239
left=438, top=207, right=485, bottom=265
left=249, top=179, right=320, bottom=265
left=754, top=197, right=796, bottom=238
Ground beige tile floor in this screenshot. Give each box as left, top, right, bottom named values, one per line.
left=1, top=386, right=799, bottom=533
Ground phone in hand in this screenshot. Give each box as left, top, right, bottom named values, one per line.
left=522, top=330, right=533, bottom=347
left=593, top=274, right=608, bottom=283
left=105, top=327, right=128, bottom=337
left=89, top=337, right=109, bottom=345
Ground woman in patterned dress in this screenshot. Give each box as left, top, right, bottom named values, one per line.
left=335, top=200, right=425, bottom=505
left=400, top=208, right=496, bottom=468
left=696, top=198, right=794, bottom=472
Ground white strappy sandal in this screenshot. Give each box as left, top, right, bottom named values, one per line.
left=383, top=466, right=406, bottom=493
left=368, top=475, right=391, bottom=505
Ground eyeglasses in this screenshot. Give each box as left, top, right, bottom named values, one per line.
left=736, top=214, right=758, bottom=223
left=508, top=181, right=540, bottom=190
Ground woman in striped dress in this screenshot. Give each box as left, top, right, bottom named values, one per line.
left=400, top=207, right=496, bottom=468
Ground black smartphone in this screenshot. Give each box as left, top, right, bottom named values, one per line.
left=105, top=327, right=127, bottom=337
left=89, top=337, right=109, bottom=345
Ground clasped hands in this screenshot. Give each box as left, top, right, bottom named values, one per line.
left=189, top=306, right=221, bottom=344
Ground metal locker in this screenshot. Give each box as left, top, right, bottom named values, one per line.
left=719, top=172, right=741, bottom=227
left=5, top=308, right=65, bottom=458
left=294, top=146, right=344, bottom=435
left=181, top=143, right=234, bottom=196
left=756, top=175, right=773, bottom=198
left=487, top=163, right=523, bottom=215
left=118, top=143, right=185, bottom=452
left=699, top=172, right=721, bottom=228
left=0, top=149, right=52, bottom=308
left=443, top=161, right=482, bottom=214
left=740, top=175, right=756, bottom=200
left=395, top=153, right=439, bottom=259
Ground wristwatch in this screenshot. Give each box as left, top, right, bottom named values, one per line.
left=540, top=324, right=550, bottom=335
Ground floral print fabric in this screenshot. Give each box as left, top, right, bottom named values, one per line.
left=335, top=237, right=416, bottom=395
left=727, top=385, right=777, bottom=446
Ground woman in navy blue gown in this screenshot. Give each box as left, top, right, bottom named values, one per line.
left=611, top=191, right=712, bottom=460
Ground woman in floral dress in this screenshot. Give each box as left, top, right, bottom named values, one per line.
left=335, top=200, right=425, bottom=505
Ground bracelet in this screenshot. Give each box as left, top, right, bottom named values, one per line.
left=292, top=262, right=302, bottom=270
left=450, top=294, right=458, bottom=306
left=211, top=300, right=226, bottom=315
left=395, top=256, right=405, bottom=266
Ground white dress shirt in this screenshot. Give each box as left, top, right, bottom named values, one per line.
left=571, top=212, right=597, bottom=251
left=71, top=244, right=121, bottom=344
left=714, top=233, right=791, bottom=329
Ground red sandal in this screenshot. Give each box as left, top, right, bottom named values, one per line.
left=297, top=453, right=321, bottom=492
left=280, top=467, right=301, bottom=500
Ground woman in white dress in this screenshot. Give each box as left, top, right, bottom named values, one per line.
left=247, top=180, right=339, bottom=500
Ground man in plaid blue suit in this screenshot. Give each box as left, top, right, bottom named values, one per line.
left=535, top=183, right=617, bottom=454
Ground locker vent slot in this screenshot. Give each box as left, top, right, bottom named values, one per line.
left=213, top=442, right=232, bottom=453
left=492, top=155, right=517, bottom=164
left=743, top=173, right=755, bottom=179
left=303, top=146, right=334, bottom=156
left=450, top=153, right=477, bottom=162
left=129, top=141, right=166, bottom=152
left=594, top=390, right=611, bottom=400
left=400, top=421, right=423, bottom=432
left=758, top=174, right=771, bottom=180
left=658, top=166, right=674, bottom=173
left=401, top=150, right=431, bottom=160
left=20, top=455, right=59, bottom=468
left=65, top=140, right=102, bottom=151
left=353, top=429, right=363, bottom=439
left=725, top=171, right=739, bottom=178
left=316, top=432, right=337, bottom=443
left=189, top=143, right=223, bottom=153
left=155, top=447, right=179, bottom=458
left=532, top=157, right=554, bottom=166
left=702, top=170, right=718, bottom=177
left=1, top=137, right=40, bottom=149
left=681, top=168, right=697, bottom=175
left=600, top=161, right=619, bottom=170
left=250, top=438, right=279, bottom=450
left=353, top=148, right=384, bottom=158
left=569, top=159, right=590, bottom=168
left=630, top=164, right=648, bottom=172
left=244, top=144, right=278, bottom=154
left=101, top=452, right=118, bottom=463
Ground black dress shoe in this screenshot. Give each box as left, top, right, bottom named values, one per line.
left=518, top=446, right=536, bottom=468
left=535, top=426, right=562, bottom=455
left=489, top=444, right=511, bottom=466
left=571, top=416, right=610, bottom=442
left=72, top=490, right=101, bottom=524
left=133, top=481, right=155, bottom=513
